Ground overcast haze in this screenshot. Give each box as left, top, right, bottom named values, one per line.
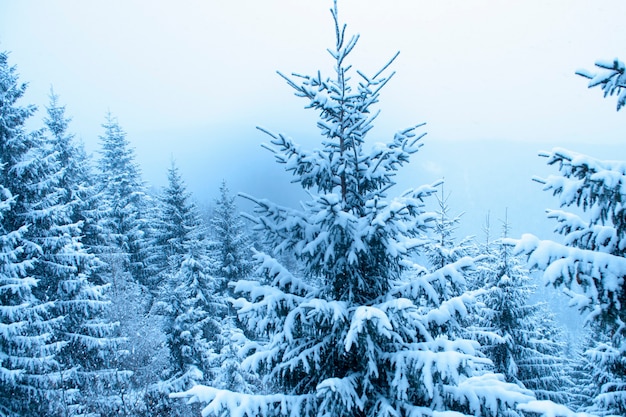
left=1, top=0, right=625, bottom=239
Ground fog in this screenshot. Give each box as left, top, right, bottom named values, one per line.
left=1, top=0, right=625, bottom=241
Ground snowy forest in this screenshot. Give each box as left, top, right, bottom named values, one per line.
left=2, top=2, right=626, bottom=417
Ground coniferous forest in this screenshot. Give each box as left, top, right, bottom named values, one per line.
left=2, top=2, right=626, bottom=416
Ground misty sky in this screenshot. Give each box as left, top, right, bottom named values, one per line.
left=1, top=0, right=625, bottom=240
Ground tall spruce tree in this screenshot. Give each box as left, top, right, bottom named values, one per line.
left=41, top=92, right=124, bottom=416
left=209, top=181, right=260, bottom=396
left=92, top=113, right=161, bottom=415
left=174, top=4, right=533, bottom=416
left=150, top=161, right=222, bottom=417
left=157, top=161, right=216, bottom=380
left=96, top=113, right=153, bottom=287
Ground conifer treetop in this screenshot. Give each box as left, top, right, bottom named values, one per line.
left=258, top=0, right=426, bottom=207
left=241, top=0, right=439, bottom=305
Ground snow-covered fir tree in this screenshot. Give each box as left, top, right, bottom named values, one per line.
left=209, top=181, right=260, bottom=395
left=423, top=185, right=475, bottom=289
left=152, top=161, right=207, bottom=280
left=174, top=4, right=533, bottom=416
left=577, top=57, right=626, bottom=111
left=475, top=215, right=570, bottom=404
left=144, top=162, right=224, bottom=416
left=157, top=162, right=215, bottom=379
left=523, top=303, right=571, bottom=403
left=162, top=250, right=220, bottom=389
left=95, top=113, right=154, bottom=288
left=514, top=148, right=626, bottom=415
left=210, top=318, right=261, bottom=396
left=567, top=327, right=606, bottom=412
left=0, top=187, right=58, bottom=417
left=40, top=91, right=126, bottom=416
left=467, top=212, right=497, bottom=292
left=43, top=90, right=94, bottom=224
left=0, top=51, right=64, bottom=416
left=421, top=187, right=479, bottom=352
left=44, top=92, right=103, bottom=280
left=92, top=113, right=166, bottom=415
left=210, top=180, right=252, bottom=291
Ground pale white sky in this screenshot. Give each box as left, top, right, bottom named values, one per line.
left=1, top=0, right=625, bottom=238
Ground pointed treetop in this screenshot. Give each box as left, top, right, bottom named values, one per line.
left=44, top=87, right=71, bottom=139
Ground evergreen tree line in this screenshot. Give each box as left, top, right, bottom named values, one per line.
left=2, top=4, right=626, bottom=416
left=0, top=49, right=257, bottom=416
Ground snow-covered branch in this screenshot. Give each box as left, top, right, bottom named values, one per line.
left=577, top=58, right=626, bottom=111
